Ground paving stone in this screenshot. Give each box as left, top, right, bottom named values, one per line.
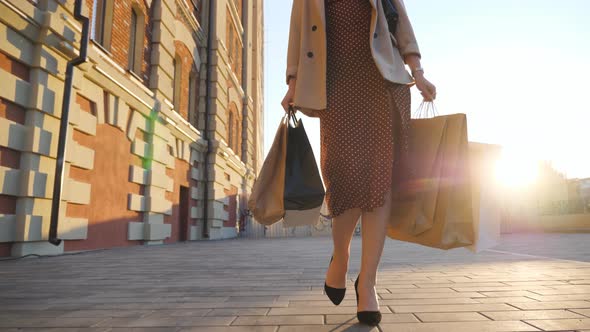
left=482, top=309, right=585, bottom=320
left=569, top=308, right=590, bottom=317
left=94, top=316, right=235, bottom=327
left=415, top=312, right=490, bottom=322
left=570, top=280, right=590, bottom=284
left=390, top=303, right=517, bottom=313
left=0, top=310, right=70, bottom=318
left=206, top=308, right=270, bottom=316
left=277, top=325, right=378, bottom=331
left=231, top=315, right=321, bottom=326
left=380, top=321, right=539, bottom=331
left=0, top=317, right=108, bottom=328
left=509, top=300, right=590, bottom=310
left=525, top=318, right=590, bottom=330
left=58, top=309, right=155, bottom=318
left=379, top=292, right=484, bottom=299
left=0, top=329, right=111, bottom=332
left=108, top=329, right=179, bottom=332
left=141, top=309, right=213, bottom=317
left=479, top=291, right=545, bottom=297
left=179, top=328, right=277, bottom=332
left=475, top=296, right=539, bottom=303
left=325, top=313, right=418, bottom=324
left=268, top=307, right=355, bottom=315
left=526, top=293, right=590, bottom=301
left=380, top=298, right=480, bottom=305
left=451, top=286, right=551, bottom=292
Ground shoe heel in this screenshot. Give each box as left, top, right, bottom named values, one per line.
left=354, top=273, right=382, bottom=326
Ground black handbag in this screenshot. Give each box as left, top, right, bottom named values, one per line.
left=283, top=107, right=325, bottom=210
left=382, top=0, right=399, bottom=35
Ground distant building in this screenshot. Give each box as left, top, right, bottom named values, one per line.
left=0, top=0, right=264, bottom=257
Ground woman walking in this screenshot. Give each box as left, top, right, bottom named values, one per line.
left=281, top=0, right=436, bottom=326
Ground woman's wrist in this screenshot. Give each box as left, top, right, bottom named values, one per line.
left=412, top=67, right=425, bottom=78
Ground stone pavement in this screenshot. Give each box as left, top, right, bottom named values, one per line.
left=1, top=233, right=590, bottom=332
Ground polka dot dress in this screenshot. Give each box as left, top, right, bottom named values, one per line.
left=320, top=0, right=412, bottom=218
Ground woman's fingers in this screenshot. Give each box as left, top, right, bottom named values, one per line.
left=281, top=96, right=291, bottom=113
left=420, top=88, right=433, bottom=102
left=418, top=79, right=436, bottom=101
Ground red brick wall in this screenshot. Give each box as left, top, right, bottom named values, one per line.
left=85, top=0, right=152, bottom=83
left=64, top=94, right=143, bottom=252
left=0, top=51, right=29, bottom=81
left=0, top=98, right=26, bottom=124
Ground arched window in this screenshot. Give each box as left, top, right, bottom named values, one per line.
left=188, top=70, right=199, bottom=128
left=173, top=56, right=182, bottom=112
left=227, top=103, right=240, bottom=154
left=128, top=7, right=145, bottom=75
left=228, top=111, right=234, bottom=149
left=234, top=111, right=240, bottom=153
left=92, top=0, right=114, bottom=50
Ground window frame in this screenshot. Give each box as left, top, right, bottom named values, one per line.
left=92, top=0, right=114, bottom=51
left=173, top=56, right=182, bottom=112
left=128, top=7, right=145, bottom=75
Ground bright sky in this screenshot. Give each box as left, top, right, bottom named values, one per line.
left=263, top=0, right=590, bottom=179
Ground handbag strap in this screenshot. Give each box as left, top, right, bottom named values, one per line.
left=413, top=101, right=438, bottom=119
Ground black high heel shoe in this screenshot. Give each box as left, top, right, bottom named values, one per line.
left=324, top=255, right=346, bottom=305
left=354, top=274, right=382, bottom=326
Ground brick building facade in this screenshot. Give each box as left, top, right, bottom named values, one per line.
left=0, top=0, right=264, bottom=256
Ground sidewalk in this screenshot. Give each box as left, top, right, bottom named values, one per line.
left=1, top=233, right=589, bottom=331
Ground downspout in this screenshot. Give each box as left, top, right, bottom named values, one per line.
left=202, top=0, right=216, bottom=239
left=239, top=0, right=250, bottom=235
left=240, top=0, right=249, bottom=162
left=49, top=0, right=89, bottom=246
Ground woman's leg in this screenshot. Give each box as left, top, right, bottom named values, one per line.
left=325, top=207, right=362, bottom=288
left=357, top=187, right=393, bottom=311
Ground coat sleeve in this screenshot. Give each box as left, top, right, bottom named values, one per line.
left=393, top=0, right=421, bottom=60
left=286, top=0, right=302, bottom=84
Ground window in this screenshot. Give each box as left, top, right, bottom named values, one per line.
left=93, top=0, right=114, bottom=50
left=227, top=103, right=240, bottom=153
left=234, top=114, right=240, bottom=153
left=128, top=8, right=145, bottom=75
left=228, top=27, right=234, bottom=66
left=228, top=111, right=234, bottom=149
left=188, top=70, right=198, bottom=128
left=173, top=56, right=182, bottom=112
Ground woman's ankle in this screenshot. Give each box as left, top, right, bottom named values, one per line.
left=332, top=251, right=350, bottom=262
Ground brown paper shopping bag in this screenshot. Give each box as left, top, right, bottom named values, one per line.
left=247, top=114, right=289, bottom=225
left=248, top=109, right=325, bottom=226
left=387, top=103, right=475, bottom=250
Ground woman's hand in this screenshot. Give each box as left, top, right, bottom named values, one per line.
left=414, top=73, right=436, bottom=101
left=281, top=77, right=297, bottom=113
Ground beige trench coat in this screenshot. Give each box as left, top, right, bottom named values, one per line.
left=286, top=0, right=421, bottom=118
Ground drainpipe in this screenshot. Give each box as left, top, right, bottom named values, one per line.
left=239, top=0, right=250, bottom=236
left=49, top=0, right=89, bottom=246
left=202, top=0, right=216, bottom=239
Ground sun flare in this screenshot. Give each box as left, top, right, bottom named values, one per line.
left=494, top=148, right=539, bottom=188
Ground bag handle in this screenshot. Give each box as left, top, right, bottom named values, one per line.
left=413, top=101, right=438, bottom=119
left=287, top=105, right=299, bottom=127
